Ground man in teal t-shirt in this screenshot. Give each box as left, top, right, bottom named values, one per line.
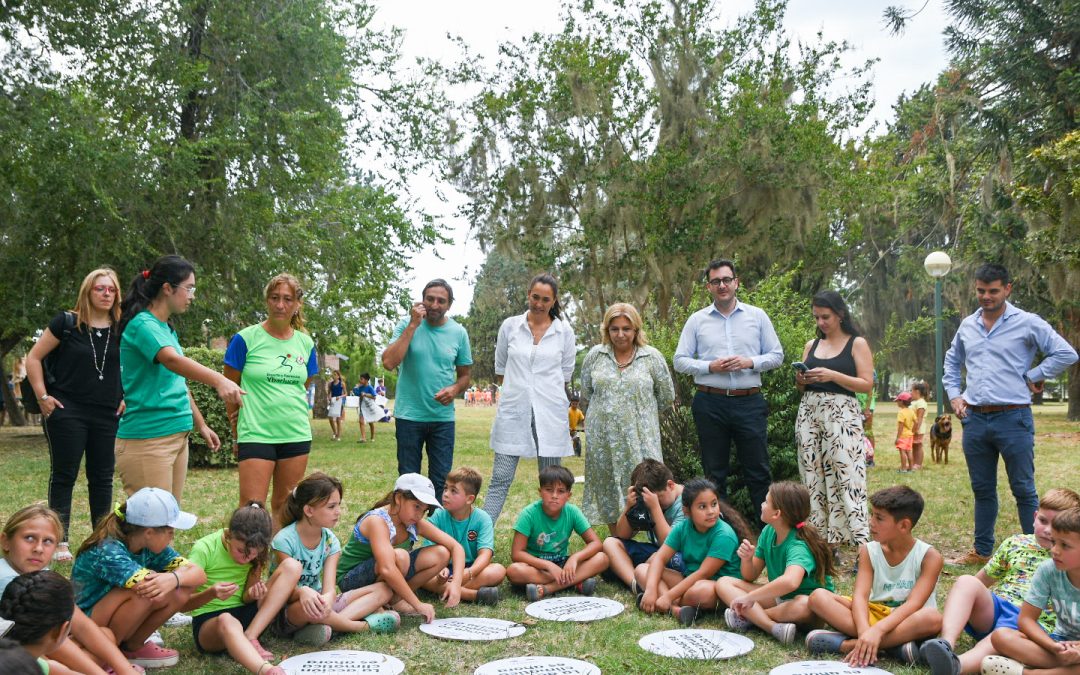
left=381, top=279, right=472, bottom=502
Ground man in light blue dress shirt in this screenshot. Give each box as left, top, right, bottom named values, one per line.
left=673, top=259, right=784, bottom=521
left=943, top=263, right=1077, bottom=564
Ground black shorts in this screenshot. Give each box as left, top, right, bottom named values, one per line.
left=237, top=441, right=311, bottom=462
left=192, top=603, right=260, bottom=653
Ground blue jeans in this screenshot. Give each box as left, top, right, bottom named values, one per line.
left=961, top=407, right=1037, bottom=556
left=395, top=418, right=455, bottom=503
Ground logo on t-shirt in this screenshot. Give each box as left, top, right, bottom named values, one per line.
left=467, top=530, right=478, bottom=542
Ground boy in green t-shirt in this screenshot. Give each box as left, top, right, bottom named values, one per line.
left=603, top=458, right=685, bottom=590
left=507, top=465, right=609, bottom=600
left=421, top=467, right=506, bottom=605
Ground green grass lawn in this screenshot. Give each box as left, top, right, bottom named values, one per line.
left=1, top=401, right=1076, bottom=673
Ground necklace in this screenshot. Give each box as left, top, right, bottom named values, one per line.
left=89, top=324, right=110, bottom=381
left=614, top=347, right=637, bottom=369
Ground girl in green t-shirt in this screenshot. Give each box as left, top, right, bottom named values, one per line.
left=637, top=478, right=751, bottom=626
left=716, top=481, right=837, bottom=644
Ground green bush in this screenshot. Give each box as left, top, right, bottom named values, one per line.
left=650, top=269, right=815, bottom=522
left=185, top=346, right=236, bottom=468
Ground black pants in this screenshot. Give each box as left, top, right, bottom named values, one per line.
left=691, top=391, right=772, bottom=523
left=44, top=398, right=117, bottom=538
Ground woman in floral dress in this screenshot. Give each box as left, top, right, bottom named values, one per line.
left=580, top=303, right=675, bottom=530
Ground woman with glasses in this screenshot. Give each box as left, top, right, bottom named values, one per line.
left=482, top=273, right=577, bottom=525
left=25, top=268, right=125, bottom=562
left=580, top=303, right=675, bottom=530
left=114, top=255, right=244, bottom=502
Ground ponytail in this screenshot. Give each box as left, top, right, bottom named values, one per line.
left=280, top=473, right=343, bottom=528
left=768, top=481, right=835, bottom=583
left=119, top=255, right=195, bottom=334
left=76, top=502, right=147, bottom=556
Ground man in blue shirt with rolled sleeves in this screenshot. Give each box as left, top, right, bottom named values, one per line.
left=943, top=263, right=1077, bottom=565
left=674, top=259, right=784, bottom=522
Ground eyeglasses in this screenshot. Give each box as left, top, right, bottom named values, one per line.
left=172, top=284, right=196, bottom=296
left=706, top=277, right=737, bottom=287
left=608, top=326, right=637, bottom=334
left=92, top=285, right=117, bottom=295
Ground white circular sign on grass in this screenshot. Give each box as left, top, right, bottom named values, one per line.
left=474, top=656, right=601, bottom=675
left=419, top=617, right=526, bottom=641
left=769, top=662, right=894, bottom=675
left=638, top=629, right=754, bottom=660
left=278, top=650, right=405, bottom=674
left=525, top=596, right=624, bottom=622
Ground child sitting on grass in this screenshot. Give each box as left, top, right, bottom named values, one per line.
left=602, top=458, right=684, bottom=591
left=507, top=465, right=609, bottom=600
left=421, top=467, right=505, bottom=605
left=983, top=507, right=1080, bottom=675
left=716, top=481, right=835, bottom=645
left=807, top=485, right=943, bottom=667
left=920, top=487, right=1080, bottom=675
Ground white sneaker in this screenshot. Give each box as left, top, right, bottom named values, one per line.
left=145, top=630, right=164, bottom=646
left=164, top=612, right=191, bottom=627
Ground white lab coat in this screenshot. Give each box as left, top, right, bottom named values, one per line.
left=489, top=313, right=576, bottom=457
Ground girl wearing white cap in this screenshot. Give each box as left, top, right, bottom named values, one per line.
left=71, top=488, right=206, bottom=669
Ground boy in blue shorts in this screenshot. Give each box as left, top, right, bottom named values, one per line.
left=985, top=507, right=1080, bottom=674
left=602, top=459, right=685, bottom=591
left=507, top=465, right=609, bottom=600
left=421, top=467, right=506, bottom=605
left=921, top=488, right=1080, bottom=675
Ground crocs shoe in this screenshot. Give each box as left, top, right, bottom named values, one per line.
left=981, top=655, right=1024, bottom=675
left=575, top=577, right=598, bottom=596
left=477, top=586, right=500, bottom=606
left=676, top=606, right=697, bottom=626
left=921, top=638, right=961, bottom=675
left=293, top=623, right=332, bottom=647
left=806, top=629, right=846, bottom=655
left=724, top=608, right=752, bottom=632
left=771, top=622, right=797, bottom=644
left=122, top=641, right=179, bottom=669
left=164, top=611, right=192, bottom=627
left=526, top=583, right=546, bottom=601
left=363, top=611, right=400, bottom=634
left=887, top=640, right=919, bottom=664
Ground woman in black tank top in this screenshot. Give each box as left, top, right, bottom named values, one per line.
left=794, top=291, right=875, bottom=549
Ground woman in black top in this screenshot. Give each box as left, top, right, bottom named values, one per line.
left=25, top=268, right=125, bottom=562
left=794, top=290, right=874, bottom=548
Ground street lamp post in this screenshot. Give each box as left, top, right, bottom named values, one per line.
left=924, top=251, right=952, bottom=416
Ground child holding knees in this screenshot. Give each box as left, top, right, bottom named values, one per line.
left=507, top=465, right=609, bottom=600
left=984, top=507, right=1080, bottom=675
left=636, top=478, right=749, bottom=626
left=921, top=488, right=1080, bottom=675
left=0, top=571, right=79, bottom=675
left=716, top=481, right=836, bottom=645
left=271, top=472, right=397, bottom=646
left=420, top=467, right=505, bottom=605
left=72, top=488, right=206, bottom=669
left=183, top=502, right=295, bottom=675
left=337, top=473, right=464, bottom=623
left=807, top=485, right=943, bottom=666
left=603, top=459, right=684, bottom=591
left=1, top=504, right=141, bottom=675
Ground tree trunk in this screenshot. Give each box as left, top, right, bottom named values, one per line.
left=0, top=352, right=27, bottom=426
left=1068, top=362, right=1080, bottom=420
left=312, top=352, right=328, bottom=419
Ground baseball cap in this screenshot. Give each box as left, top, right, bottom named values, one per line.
left=395, top=473, right=441, bottom=508
left=895, top=391, right=912, bottom=403
left=125, top=487, right=198, bottom=529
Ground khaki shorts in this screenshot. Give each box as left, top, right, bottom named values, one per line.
left=115, top=431, right=190, bottom=499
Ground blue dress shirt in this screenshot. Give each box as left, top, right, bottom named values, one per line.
left=673, top=301, right=784, bottom=389
left=943, top=302, right=1077, bottom=406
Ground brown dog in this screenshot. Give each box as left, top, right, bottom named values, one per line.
left=930, top=414, right=953, bottom=464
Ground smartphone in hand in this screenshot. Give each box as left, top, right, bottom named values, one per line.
left=791, top=361, right=809, bottom=372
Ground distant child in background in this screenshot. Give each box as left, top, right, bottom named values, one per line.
left=184, top=502, right=297, bottom=675
left=984, top=507, right=1080, bottom=675
left=603, top=458, right=685, bottom=591
left=894, top=392, right=915, bottom=473
left=910, top=381, right=929, bottom=470
left=352, top=373, right=376, bottom=443
left=0, top=504, right=140, bottom=675
left=568, top=395, right=585, bottom=456
left=807, top=485, right=943, bottom=667
left=920, top=487, right=1080, bottom=675
left=0, top=571, right=77, bottom=675
left=716, top=481, right=836, bottom=645
left=856, top=374, right=877, bottom=467
left=0, top=637, right=41, bottom=675
left=336, top=473, right=464, bottom=623
left=637, top=478, right=749, bottom=626
left=421, top=467, right=505, bottom=605
left=72, top=488, right=206, bottom=669
left=507, top=465, right=609, bottom=600
left=272, top=472, right=397, bottom=647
